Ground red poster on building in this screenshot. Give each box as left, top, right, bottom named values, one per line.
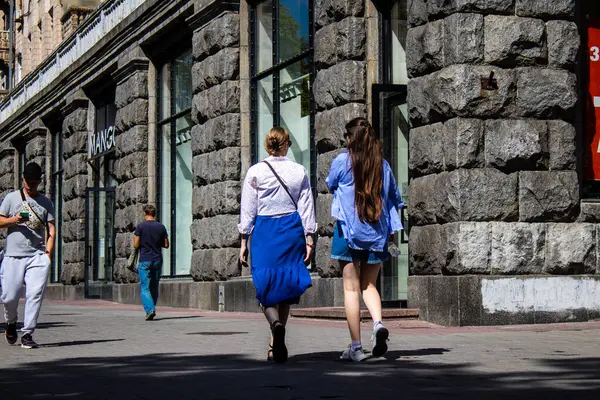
left=587, top=20, right=600, bottom=180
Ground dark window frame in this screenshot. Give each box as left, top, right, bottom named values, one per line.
left=156, top=49, right=193, bottom=278
left=250, top=0, right=317, bottom=195
left=50, top=130, right=63, bottom=283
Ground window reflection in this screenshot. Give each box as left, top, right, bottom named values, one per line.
left=279, top=0, right=309, bottom=62
left=391, top=1, right=408, bottom=85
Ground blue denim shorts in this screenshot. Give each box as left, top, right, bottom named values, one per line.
left=330, top=222, right=389, bottom=265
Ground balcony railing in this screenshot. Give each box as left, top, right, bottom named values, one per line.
left=0, top=0, right=148, bottom=125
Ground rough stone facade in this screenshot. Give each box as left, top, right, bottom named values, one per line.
left=113, top=64, right=150, bottom=284
left=60, top=103, right=89, bottom=285
left=314, top=0, right=367, bottom=278
left=190, top=12, right=242, bottom=281
left=406, top=1, right=589, bottom=279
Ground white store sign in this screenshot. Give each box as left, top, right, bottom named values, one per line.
left=88, top=126, right=116, bottom=159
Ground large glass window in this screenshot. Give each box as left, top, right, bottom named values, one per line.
left=252, top=0, right=313, bottom=174
left=158, top=50, right=193, bottom=277
left=50, top=131, right=63, bottom=283
left=390, top=1, right=408, bottom=85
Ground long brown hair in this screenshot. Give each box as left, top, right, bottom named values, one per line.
left=344, top=117, right=383, bottom=223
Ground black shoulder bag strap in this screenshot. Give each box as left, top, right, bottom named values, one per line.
left=20, top=189, right=50, bottom=238
left=262, top=161, right=298, bottom=210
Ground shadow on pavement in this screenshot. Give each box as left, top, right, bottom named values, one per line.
left=0, top=321, right=76, bottom=331
left=154, top=316, right=203, bottom=321
left=0, top=352, right=598, bottom=399
left=42, top=339, right=125, bottom=348
left=186, top=331, right=249, bottom=336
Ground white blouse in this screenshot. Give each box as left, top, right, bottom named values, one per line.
left=238, top=156, right=317, bottom=236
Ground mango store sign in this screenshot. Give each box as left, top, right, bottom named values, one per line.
left=88, top=126, right=116, bottom=159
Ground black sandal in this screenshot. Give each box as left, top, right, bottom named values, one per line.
left=270, top=320, right=288, bottom=363
left=267, top=344, right=274, bottom=361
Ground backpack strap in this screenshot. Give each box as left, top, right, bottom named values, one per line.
left=262, top=161, right=298, bottom=210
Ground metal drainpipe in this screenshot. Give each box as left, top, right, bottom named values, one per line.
left=8, top=0, right=14, bottom=90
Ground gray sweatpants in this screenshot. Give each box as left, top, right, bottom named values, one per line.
left=0, top=253, right=51, bottom=335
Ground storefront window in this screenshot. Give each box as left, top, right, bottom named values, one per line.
left=158, top=50, right=193, bottom=277
left=251, top=0, right=313, bottom=175
left=50, top=131, right=63, bottom=283
left=390, top=1, right=408, bottom=85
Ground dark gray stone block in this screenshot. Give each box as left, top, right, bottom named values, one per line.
left=192, top=12, right=239, bottom=61
left=547, top=21, right=580, bottom=69
left=484, top=16, right=546, bottom=67
left=548, top=120, right=576, bottom=170
left=315, top=235, right=342, bottom=278
left=190, top=248, right=240, bottom=281
left=485, top=119, right=548, bottom=172
left=62, top=109, right=88, bottom=136
left=445, top=118, right=485, bottom=169
left=314, top=61, right=366, bottom=111
left=406, top=20, right=445, bottom=78
left=62, top=219, right=86, bottom=242
left=408, top=173, right=452, bottom=225
left=458, top=275, right=483, bottom=326
left=516, top=68, right=577, bottom=119
left=114, top=205, right=144, bottom=234
left=191, top=215, right=240, bottom=250
left=115, top=71, right=148, bottom=109
left=490, top=222, right=545, bottom=274
left=408, top=0, right=428, bottom=28
left=112, top=258, right=139, bottom=284
left=315, top=17, right=365, bottom=68
left=409, top=122, right=446, bottom=176
left=445, top=222, right=492, bottom=275
left=315, top=0, right=364, bottom=28
left=515, top=0, right=575, bottom=19
left=115, top=99, right=149, bottom=132
left=409, top=224, right=446, bottom=275
left=63, top=131, right=87, bottom=159
left=191, top=113, right=240, bottom=156
left=114, top=152, right=148, bottom=182
left=63, top=174, right=88, bottom=202
left=428, top=276, right=460, bottom=326
left=60, top=262, right=85, bottom=285
left=192, top=180, right=240, bottom=218
left=193, top=147, right=241, bottom=185
left=115, top=178, right=148, bottom=208
left=519, top=171, right=579, bottom=222
left=192, top=81, right=240, bottom=124
left=407, top=276, right=430, bottom=321
left=444, top=13, right=484, bottom=66
left=578, top=202, right=600, bottom=223
left=317, top=149, right=344, bottom=194
left=192, top=47, right=240, bottom=93
left=62, top=241, right=85, bottom=264
left=25, top=136, right=45, bottom=159
left=63, top=198, right=85, bottom=222
left=115, top=126, right=148, bottom=158
left=315, top=103, right=365, bottom=153
left=63, top=153, right=88, bottom=180
left=316, top=193, right=335, bottom=237
left=544, top=223, right=596, bottom=274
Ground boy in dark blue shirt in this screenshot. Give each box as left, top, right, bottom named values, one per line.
left=134, top=204, right=169, bottom=320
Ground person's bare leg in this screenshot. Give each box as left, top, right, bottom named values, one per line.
left=359, top=262, right=383, bottom=323
left=278, top=303, right=290, bottom=326
left=342, top=261, right=361, bottom=343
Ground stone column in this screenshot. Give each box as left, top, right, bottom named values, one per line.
left=406, top=0, right=584, bottom=325
left=112, top=56, right=150, bottom=284
left=189, top=11, right=242, bottom=281
left=313, top=0, right=367, bottom=277
left=60, top=95, right=89, bottom=285
left=24, top=124, right=48, bottom=193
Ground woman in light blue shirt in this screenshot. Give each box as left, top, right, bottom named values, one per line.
left=326, top=117, right=403, bottom=362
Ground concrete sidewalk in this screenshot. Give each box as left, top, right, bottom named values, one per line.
left=0, top=300, right=599, bottom=399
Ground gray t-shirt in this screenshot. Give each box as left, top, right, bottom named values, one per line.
left=0, top=191, right=55, bottom=257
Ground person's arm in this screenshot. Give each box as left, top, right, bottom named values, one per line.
left=238, top=169, right=258, bottom=267
left=45, top=221, right=56, bottom=258
left=0, top=214, right=26, bottom=229
left=326, top=155, right=342, bottom=194
left=133, top=235, right=140, bottom=249
left=163, top=226, right=169, bottom=249
left=163, top=236, right=169, bottom=249
left=298, top=171, right=316, bottom=265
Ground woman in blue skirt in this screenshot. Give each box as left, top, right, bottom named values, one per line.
left=238, top=127, right=316, bottom=363
left=327, top=117, right=403, bottom=362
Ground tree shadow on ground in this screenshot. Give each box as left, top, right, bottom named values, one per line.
left=0, top=351, right=598, bottom=400
left=42, top=339, right=125, bottom=348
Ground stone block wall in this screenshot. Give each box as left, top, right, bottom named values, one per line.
left=25, top=133, right=48, bottom=192
left=113, top=69, right=150, bottom=284
left=313, top=0, right=367, bottom=277
left=406, top=0, right=592, bottom=277
left=0, top=147, right=15, bottom=249
left=61, top=107, right=88, bottom=284
left=190, top=12, right=242, bottom=281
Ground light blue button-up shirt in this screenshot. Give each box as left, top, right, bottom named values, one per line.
left=326, top=151, right=403, bottom=252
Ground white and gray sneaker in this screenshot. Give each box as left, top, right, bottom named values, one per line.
left=371, top=325, right=389, bottom=357
left=340, top=346, right=368, bottom=362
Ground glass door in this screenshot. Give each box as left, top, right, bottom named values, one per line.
left=84, top=187, right=116, bottom=296
left=373, top=84, right=408, bottom=304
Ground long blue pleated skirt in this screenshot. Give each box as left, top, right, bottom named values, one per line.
left=250, top=211, right=312, bottom=307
